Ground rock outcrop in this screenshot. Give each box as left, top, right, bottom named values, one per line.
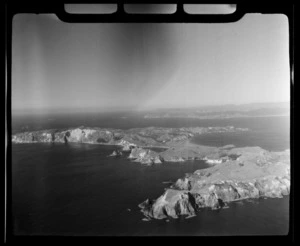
left=128, top=147, right=163, bottom=165
left=117, top=140, right=136, bottom=151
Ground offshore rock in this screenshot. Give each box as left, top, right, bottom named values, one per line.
left=108, top=150, right=123, bottom=157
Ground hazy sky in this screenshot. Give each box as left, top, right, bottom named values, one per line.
left=12, top=13, right=290, bottom=113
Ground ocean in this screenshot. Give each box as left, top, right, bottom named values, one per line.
left=11, top=113, right=290, bottom=236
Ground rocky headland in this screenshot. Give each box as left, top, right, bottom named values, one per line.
left=139, top=146, right=290, bottom=220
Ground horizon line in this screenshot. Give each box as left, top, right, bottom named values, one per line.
left=11, top=100, right=290, bottom=115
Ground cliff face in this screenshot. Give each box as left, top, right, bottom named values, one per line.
left=12, top=128, right=117, bottom=144
left=139, top=148, right=290, bottom=219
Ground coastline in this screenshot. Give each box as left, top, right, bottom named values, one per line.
left=12, top=125, right=290, bottom=221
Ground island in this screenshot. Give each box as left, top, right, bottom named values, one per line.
left=12, top=126, right=290, bottom=220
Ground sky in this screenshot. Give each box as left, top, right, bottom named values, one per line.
left=12, top=11, right=290, bottom=113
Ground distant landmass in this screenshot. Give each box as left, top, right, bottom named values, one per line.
left=143, top=102, right=290, bottom=120
left=12, top=101, right=290, bottom=117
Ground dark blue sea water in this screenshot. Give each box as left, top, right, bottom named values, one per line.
left=11, top=114, right=290, bottom=236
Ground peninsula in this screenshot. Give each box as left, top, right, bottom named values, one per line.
left=139, top=146, right=290, bottom=219
left=12, top=126, right=248, bottom=164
